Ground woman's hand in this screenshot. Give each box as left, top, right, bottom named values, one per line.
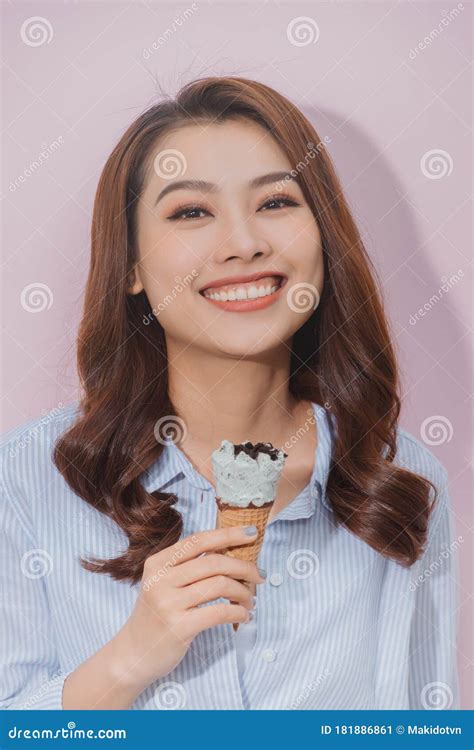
left=115, top=525, right=266, bottom=693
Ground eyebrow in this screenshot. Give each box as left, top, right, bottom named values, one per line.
left=154, top=171, right=298, bottom=206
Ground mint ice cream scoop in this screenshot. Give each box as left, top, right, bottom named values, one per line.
left=211, top=439, right=287, bottom=507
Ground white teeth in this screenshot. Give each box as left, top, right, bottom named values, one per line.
left=203, top=277, right=282, bottom=302
left=248, top=286, right=259, bottom=299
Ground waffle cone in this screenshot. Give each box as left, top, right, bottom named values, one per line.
left=216, top=499, right=273, bottom=631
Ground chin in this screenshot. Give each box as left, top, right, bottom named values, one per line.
left=206, top=327, right=292, bottom=358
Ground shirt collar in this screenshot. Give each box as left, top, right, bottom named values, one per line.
left=142, top=401, right=334, bottom=517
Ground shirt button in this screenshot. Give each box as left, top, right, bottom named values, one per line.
left=269, top=573, right=283, bottom=586
left=262, top=648, right=276, bottom=662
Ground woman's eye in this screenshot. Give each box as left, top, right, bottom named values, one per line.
left=167, top=195, right=299, bottom=221
left=259, top=196, right=299, bottom=211
left=167, top=206, right=210, bottom=221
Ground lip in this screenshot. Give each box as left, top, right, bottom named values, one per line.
left=198, top=271, right=288, bottom=293
left=200, top=276, right=288, bottom=313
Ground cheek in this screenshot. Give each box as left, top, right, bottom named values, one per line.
left=274, top=210, right=322, bottom=253
left=284, top=231, right=324, bottom=315
left=300, top=247, right=324, bottom=304
left=297, top=216, right=323, bottom=264
left=139, top=244, right=197, bottom=301
left=304, top=241, right=324, bottom=282
left=140, top=259, right=202, bottom=333
left=283, top=222, right=323, bottom=279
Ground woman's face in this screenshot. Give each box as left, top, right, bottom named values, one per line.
left=132, top=119, right=324, bottom=357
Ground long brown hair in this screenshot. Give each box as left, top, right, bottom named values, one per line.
left=53, top=76, right=436, bottom=584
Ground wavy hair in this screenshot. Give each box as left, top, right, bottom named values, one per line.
left=53, top=76, right=437, bottom=583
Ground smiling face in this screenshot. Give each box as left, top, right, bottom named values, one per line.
left=130, top=118, right=324, bottom=357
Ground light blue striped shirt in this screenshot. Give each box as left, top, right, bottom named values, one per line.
left=0, top=401, right=460, bottom=710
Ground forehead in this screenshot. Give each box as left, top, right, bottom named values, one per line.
left=143, top=119, right=293, bottom=194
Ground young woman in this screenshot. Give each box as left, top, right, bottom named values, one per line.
left=1, top=77, right=459, bottom=711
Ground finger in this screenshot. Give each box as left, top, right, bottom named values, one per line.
left=180, top=575, right=254, bottom=610
left=170, top=553, right=265, bottom=588
left=184, top=602, right=251, bottom=637
left=147, top=525, right=259, bottom=570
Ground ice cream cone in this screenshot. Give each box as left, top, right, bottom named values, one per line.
left=211, top=438, right=287, bottom=632
left=216, top=498, right=272, bottom=561
left=216, top=498, right=273, bottom=631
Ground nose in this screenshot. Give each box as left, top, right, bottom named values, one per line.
left=213, top=215, right=273, bottom=264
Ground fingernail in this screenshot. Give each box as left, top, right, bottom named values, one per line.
left=248, top=610, right=254, bottom=621
left=257, top=567, right=267, bottom=579
left=244, top=525, right=258, bottom=536
left=252, top=596, right=257, bottom=608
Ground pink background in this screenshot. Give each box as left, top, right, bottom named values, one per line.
left=1, top=1, right=472, bottom=708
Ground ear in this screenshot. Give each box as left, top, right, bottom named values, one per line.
left=126, top=266, right=145, bottom=295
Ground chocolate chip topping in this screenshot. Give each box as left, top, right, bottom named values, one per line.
left=233, top=441, right=288, bottom=461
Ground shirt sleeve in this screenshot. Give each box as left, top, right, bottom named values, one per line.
left=0, top=479, right=71, bottom=710
left=407, top=469, right=461, bottom=709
